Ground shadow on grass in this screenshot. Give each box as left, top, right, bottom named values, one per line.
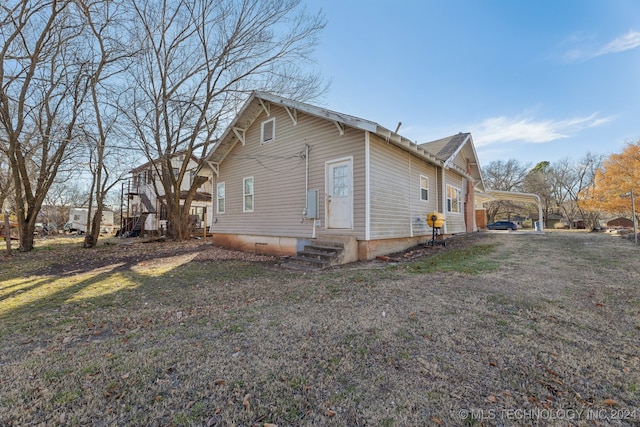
left=0, top=241, right=283, bottom=332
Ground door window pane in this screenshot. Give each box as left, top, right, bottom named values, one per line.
left=333, top=165, right=349, bottom=197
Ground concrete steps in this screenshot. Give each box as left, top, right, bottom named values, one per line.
left=282, top=241, right=345, bottom=271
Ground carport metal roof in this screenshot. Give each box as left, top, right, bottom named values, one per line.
left=478, top=190, right=544, bottom=232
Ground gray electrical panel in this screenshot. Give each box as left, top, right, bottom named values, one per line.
left=305, top=190, right=318, bottom=218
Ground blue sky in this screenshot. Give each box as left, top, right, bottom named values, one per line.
left=306, top=0, right=640, bottom=168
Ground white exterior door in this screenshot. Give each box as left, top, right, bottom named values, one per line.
left=326, top=158, right=353, bottom=229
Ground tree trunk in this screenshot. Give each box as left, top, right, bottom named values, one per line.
left=4, top=210, right=11, bottom=256
left=167, top=205, right=191, bottom=241
left=84, top=206, right=103, bottom=248
left=19, top=222, right=35, bottom=252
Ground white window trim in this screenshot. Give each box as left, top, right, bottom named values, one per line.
left=216, top=182, right=225, bottom=214
left=243, top=176, right=254, bottom=212
left=446, top=184, right=462, bottom=213
left=261, top=117, right=275, bottom=144
left=420, top=175, right=429, bottom=201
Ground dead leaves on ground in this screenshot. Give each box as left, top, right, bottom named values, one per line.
left=242, top=393, right=251, bottom=411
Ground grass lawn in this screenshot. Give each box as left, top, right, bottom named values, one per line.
left=1, top=231, right=639, bottom=426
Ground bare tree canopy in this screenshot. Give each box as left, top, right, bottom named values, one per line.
left=78, top=0, right=133, bottom=248
left=1, top=0, right=92, bottom=251
left=1, top=0, right=326, bottom=249
left=119, top=0, right=326, bottom=240
left=549, top=153, right=603, bottom=229
left=482, top=159, right=530, bottom=223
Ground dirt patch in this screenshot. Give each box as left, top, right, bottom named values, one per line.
left=1, top=231, right=639, bottom=426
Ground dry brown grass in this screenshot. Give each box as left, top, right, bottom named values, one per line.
left=1, top=231, right=639, bottom=426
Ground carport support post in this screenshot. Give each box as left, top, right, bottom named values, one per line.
left=536, top=195, right=544, bottom=232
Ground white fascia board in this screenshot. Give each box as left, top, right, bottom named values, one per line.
left=442, top=133, right=471, bottom=168
left=253, top=91, right=378, bottom=132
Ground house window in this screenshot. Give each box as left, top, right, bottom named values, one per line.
left=190, top=206, right=205, bottom=221
left=261, top=118, right=275, bottom=144
left=217, top=182, right=225, bottom=214
left=446, top=184, right=462, bottom=213
left=243, top=177, right=254, bottom=212
left=147, top=169, right=153, bottom=184
left=420, top=175, right=429, bottom=201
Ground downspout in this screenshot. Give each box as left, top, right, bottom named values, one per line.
left=365, top=132, right=371, bottom=241
left=211, top=176, right=215, bottom=229
left=441, top=167, right=447, bottom=234
left=408, top=153, right=413, bottom=237
left=305, top=144, right=316, bottom=238
left=305, top=143, right=309, bottom=196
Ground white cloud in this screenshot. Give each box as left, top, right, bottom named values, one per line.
left=473, top=113, right=613, bottom=147
left=564, top=30, right=640, bottom=61
left=597, top=30, right=640, bottom=55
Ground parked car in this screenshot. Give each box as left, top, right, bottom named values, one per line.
left=487, top=221, right=517, bottom=230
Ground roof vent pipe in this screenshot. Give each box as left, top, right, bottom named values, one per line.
left=394, top=122, right=402, bottom=133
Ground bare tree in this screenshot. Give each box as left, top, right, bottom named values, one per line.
left=119, top=0, right=326, bottom=240
left=0, top=147, right=14, bottom=213
left=1, top=147, right=14, bottom=254
left=549, top=153, right=604, bottom=229
left=41, top=177, right=93, bottom=231
left=524, top=161, right=555, bottom=227
left=45, top=180, right=89, bottom=209
left=482, top=159, right=530, bottom=223
left=78, top=0, right=133, bottom=248
left=0, top=0, right=90, bottom=251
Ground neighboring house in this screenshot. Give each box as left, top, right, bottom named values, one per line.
left=197, top=92, right=485, bottom=263
left=124, top=153, right=212, bottom=236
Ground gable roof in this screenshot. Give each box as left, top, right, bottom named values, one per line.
left=420, top=132, right=470, bottom=162
left=202, top=91, right=443, bottom=176
left=420, top=132, right=485, bottom=191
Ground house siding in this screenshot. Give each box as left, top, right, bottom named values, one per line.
left=369, top=134, right=439, bottom=239
left=450, top=150, right=467, bottom=172
left=444, top=170, right=466, bottom=233
left=131, top=156, right=213, bottom=232
left=211, top=104, right=366, bottom=239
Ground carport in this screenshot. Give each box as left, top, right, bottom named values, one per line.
left=476, top=190, right=544, bottom=232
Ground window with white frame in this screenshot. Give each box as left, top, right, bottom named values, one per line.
left=261, top=118, right=275, bottom=144
left=216, top=182, right=225, bottom=214
left=243, top=177, right=254, bottom=212
left=446, top=184, right=462, bottom=213
left=420, top=175, right=429, bottom=201
left=190, top=206, right=205, bottom=222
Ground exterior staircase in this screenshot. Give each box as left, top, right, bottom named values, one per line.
left=283, top=241, right=345, bottom=271
left=140, top=192, right=157, bottom=213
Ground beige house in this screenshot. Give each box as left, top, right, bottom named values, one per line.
left=198, top=92, right=485, bottom=265
left=124, top=153, right=213, bottom=236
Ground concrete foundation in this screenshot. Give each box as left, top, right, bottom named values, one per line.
left=209, top=232, right=438, bottom=264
